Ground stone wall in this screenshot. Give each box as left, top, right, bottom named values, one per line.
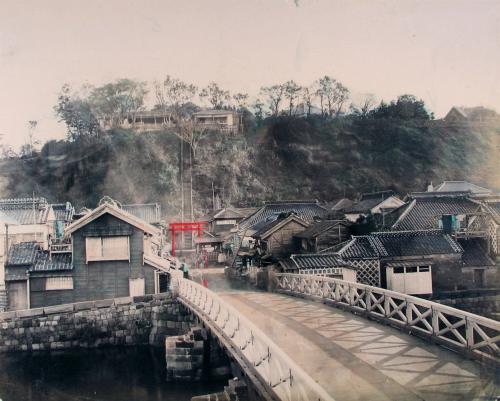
left=0, top=293, right=195, bottom=352
left=437, top=294, right=500, bottom=321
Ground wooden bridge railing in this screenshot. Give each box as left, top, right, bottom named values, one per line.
left=173, top=275, right=334, bottom=401
left=275, top=273, right=500, bottom=364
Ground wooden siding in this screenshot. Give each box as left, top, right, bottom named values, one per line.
left=71, top=213, right=155, bottom=302
left=266, top=220, right=309, bottom=257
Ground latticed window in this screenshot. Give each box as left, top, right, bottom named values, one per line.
left=86, top=236, right=130, bottom=262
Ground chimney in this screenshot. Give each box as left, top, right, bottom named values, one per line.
left=427, top=182, right=434, bottom=192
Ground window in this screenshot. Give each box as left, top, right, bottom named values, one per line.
left=406, top=266, right=418, bottom=273
left=419, top=266, right=430, bottom=272
left=216, top=219, right=237, bottom=226
left=46, top=277, right=73, bottom=291
left=393, top=267, right=404, bottom=274
left=86, top=236, right=129, bottom=262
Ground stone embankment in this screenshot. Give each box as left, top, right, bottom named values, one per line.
left=166, top=326, right=232, bottom=382
left=0, top=293, right=194, bottom=352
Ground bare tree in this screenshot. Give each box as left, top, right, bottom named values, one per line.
left=232, top=92, right=249, bottom=111
left=199, top=82, right=230, bottom=109
left=155, top=75, right=197, bottom=125
left=301, top=86, right=316, bottom=116
left=316, top=76, right=350, bottom=117
left=27, top=120, right=38, bottom=157
left=260, top=84, right=286, bottom=116
left=283, top=80, right=302, bottom=116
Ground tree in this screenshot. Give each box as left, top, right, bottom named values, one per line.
left=232, top=92, right=249, bottom=111
left=350, top=94, right=376, bottom=117
left=283, top=80, right=302, bottom=116
left=199, top=82, right=230, bottom=109
left=260, top=84, right=286, bottom=116
left=89, top=79, right=148, bottom=129
left=316, top=76, right=350, bottom=117
left=371, top=94, right=433, bottom=120
left=54, top=84, right=101, bottom=142
left=251, top=98, right=265, bottom=122
left=27, top=120, right=38, bottom=157
left=301, top=86, right=316, bottom=116
left=154, top=76, right=197, bottom=125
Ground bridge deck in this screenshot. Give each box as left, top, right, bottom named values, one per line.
left=191, top=268, right=497, bottom=401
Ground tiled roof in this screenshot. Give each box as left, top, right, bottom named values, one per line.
left=31, top=252, right=72, bottom=272
left=0, top=197, right=51, bottom=225
left=344, top=198, right=387, bottom=214
left=7, top=242, right=39, bottom=266
left=339, top=230, right=463, bottom=259
left=330, top=198, right=353, bottom=211
left=122, top=203, right=162, bottom=224
left=392, top=196, right=481, bottom=231
left=458, top=239, right=495, bottom=267
left=291, top=253, right=353, bottom=269
left=339, top=236, right=381, bottom=259
left=6, top=242, right=73, bottom=271
left=360, top=190, right=395, bottom=201
left=294, top=220, right=347, bottom=239
left=252, top=214, right=308, bottom=238
left=239, top=201, right=328, bottom=231
left=434, top=181, right=492, bottom=194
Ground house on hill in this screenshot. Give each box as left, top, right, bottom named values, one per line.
left=444, top=106, right=499, bottom=124
left=192, top=110, right=240, bottom=134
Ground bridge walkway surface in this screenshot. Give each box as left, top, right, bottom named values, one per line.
left=190, top=268, right=498, bottom=401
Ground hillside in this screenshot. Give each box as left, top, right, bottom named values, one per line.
left=1, top=111, right=499, bottom=218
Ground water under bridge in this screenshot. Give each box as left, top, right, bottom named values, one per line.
left=178, top=267, right=499, bottom=401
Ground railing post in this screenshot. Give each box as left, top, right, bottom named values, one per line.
left=432, top=306, right=439, bottom=337
left=466, top=318, right=474, bottom=351
left=365, top=288, right=371, bottom=313
left=405, top=299, right=412, bottom=326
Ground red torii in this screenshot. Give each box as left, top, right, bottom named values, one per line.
left=169, top=221, right=208, bottom=256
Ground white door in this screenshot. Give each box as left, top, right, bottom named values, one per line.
left=129, top=278, right=145, bottom=297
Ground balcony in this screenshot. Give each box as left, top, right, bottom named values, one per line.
left=50, top=238, right=73, bottom=253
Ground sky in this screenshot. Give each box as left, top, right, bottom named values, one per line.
left=0, top=0, right=499, bottom=149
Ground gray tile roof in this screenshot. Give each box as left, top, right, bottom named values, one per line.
left=291, top=253, right=353, bottom=269
left=122, top=203, right=162, bottom=224
left=339, top=230, right=463, bottom=260
left=239, top=201, right=328, bottom=231
left=0, top=197, right=51, bottom=225
left=344, top=198, right=387, bottom=214
left=294, top=220, right=347, bottom=239
left=31, top=252, right=73, bottom=272
left=392, top=196, right=481, bottom=231
left=458, top=239, right=495, bottom=267
left=6, top=242, right=38, bottom=266
left=7, top=242, right=72, bottom=271
left=251, top=214, right=308, bottom=238
left=434, top=181, right=492, bottom=194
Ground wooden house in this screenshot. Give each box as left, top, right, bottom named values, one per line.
left=294, top=220, right=351, bottom=253
left=192, top=110, right=240, bottom=133
left=343, top=191, right=405, bottom=223
left=250, top=213, right=310, bottom=263
left=5, top=202, right=173, bottom=310
left=336, top=229, right=496, bottom=296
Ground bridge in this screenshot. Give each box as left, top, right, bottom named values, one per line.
left=173, top=268, right=500, bottom=401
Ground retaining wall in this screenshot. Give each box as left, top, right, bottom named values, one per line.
left=0, top=293, right=195, bottom=352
